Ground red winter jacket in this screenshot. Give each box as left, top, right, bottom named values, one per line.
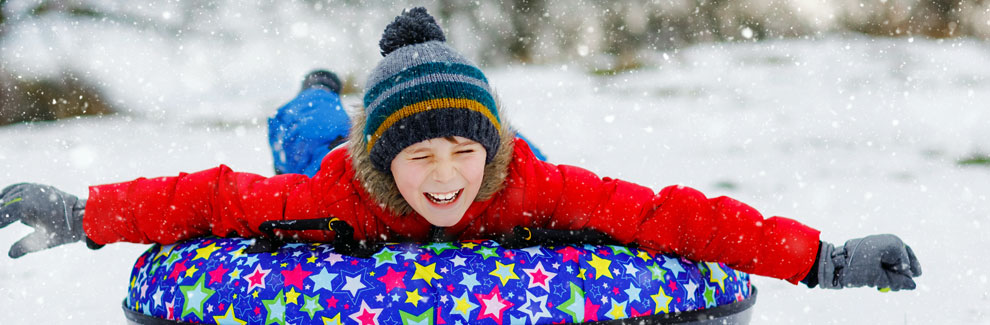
left=83, top=138, right=820, bottom=283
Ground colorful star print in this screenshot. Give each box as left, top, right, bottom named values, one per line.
left=126, top=237, right=751, bottom=325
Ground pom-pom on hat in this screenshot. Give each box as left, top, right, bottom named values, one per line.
left=363, top=7, right=500, bottom=173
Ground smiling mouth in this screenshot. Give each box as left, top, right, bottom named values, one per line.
left=424, top=189, right=463, bottom=205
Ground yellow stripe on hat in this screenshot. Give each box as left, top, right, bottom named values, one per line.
left=367, top=98, right=500, bottom=152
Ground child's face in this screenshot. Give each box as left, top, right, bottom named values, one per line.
left=390, top=136, right=487, bottom=227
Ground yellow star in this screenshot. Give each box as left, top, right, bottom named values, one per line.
left=130, top=276, right=136, bottom=288
left=588, top=254, right=613, bottom=279
left=460, top=242, right=478, bottom=249
left=322, top=313, right=343, bottom=325
left=233, top=294, right=238, bottom=299
left=707, top=262, right=729, bottom=292
left=577, top=268, right=586, bottom=280
left=286, top=288, right=301, bottom=305
left=252, top=290, right=259, bottom=298
left=229, top=268, right=241, bottom=279
left=307, top=255, right=317, bottom=264
left=405, top=289, right=424, bottom=307
left=636, top=250, right=652, bottom=262
left=193, top=243, right=220, bottom=261
left=488, top=261, right=521, bottom=286
left=185, top=264, right=200, bottom=278
left=369, top=271, right=375, bottom=276
left=280, top=262, right=288, bottom=268
left=454, top=294, right=473, bottom=314
left=230, top=248, right=245, bottom=259
left=212, top=306, right=246, bottom=325
left=608, top=299, right=627, bottom=319
left=412, top=263, right=442, bottom=285
left=156, top=244, right=175, bottom=260
left=651, top=288, right=673, bottom=313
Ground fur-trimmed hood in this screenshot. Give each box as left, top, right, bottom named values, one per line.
left=347, top=102, right=516, bottom=216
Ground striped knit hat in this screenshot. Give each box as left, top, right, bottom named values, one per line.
left=363, top=7, right=500, bottom=173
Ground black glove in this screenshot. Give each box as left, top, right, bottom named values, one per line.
left=812, top=234, right=922, bottom=291
left=0, top=183, right=89, bottom=258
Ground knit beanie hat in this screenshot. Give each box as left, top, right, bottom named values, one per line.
left=301, top=70, right=342, bottom=94
left=363, top=7, right=501, bottom=173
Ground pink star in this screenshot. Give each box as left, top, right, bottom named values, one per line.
left=475, top=286, right=513, bottom=325
left=168, top=261, right=187, bottom=281
left=584, top=298, right=601, bottom=322
left=281, top=263, right=313, bottom=289
left=556, top=246, right=583, bottom=263
left=207, top=263, right=230, bottom=285
left=376, top=267, right=407, bottom=293
left=630, top=306, right=651, bottom=317
left=134, top=255, right=146, bottom=270
left=503, top=250, right=516, bottom=259
left=326, top=296, right=339, bottom=308
left=668, top=280, right=678, bottom=292
left=420, top=253, right=433, bottom=262
left=243, top=265, right=271, bottom=292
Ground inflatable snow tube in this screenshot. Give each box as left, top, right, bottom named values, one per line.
left=122, top=237, right=755, bottom=324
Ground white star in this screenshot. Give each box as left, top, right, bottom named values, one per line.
left=375, top=294, right=385, bottom=302
left=342, top=274, right=367, bottom=297
left=450, top=255, right=467, bottom=267
left=624, top=263, right=639, bottom=276
left=152, top=289, right=164, bottom=309
left=683, top=280, right=699, bottom=301
left=324, top=253, right=344, bottom=266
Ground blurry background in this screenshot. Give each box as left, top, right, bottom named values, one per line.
left=1, top=1, right=989, bottom=324
left=3, top=0, right=990, bottom=125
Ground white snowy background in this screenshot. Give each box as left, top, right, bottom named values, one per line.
left=2, top=2, right=990, bottom=324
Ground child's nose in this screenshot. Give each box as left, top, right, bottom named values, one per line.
left=433, top=159, right=456, bottom=182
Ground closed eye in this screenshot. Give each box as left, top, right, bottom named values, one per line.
left=456, top=149, right=474, bottom=154
left=411, top=155, right=430, bottom=160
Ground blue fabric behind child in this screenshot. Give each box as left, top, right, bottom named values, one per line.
left=269, top=70, right=546, bottom=177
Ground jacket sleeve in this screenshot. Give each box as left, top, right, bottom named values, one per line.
left=514, top=140, right=821, bottom=284
left=82, top=147, right=361, bottom=245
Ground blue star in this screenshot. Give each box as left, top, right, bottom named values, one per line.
left=661, top=256, right=686, bottom=279
left=309, top=267, right=337, bottom=292
left=521, top=246, right=544, bottom=257
left=459, top=273, right=481, bottom=292
left=401, top=250, right=419, bottom=261
left=624, top=283, right=643, bottom=303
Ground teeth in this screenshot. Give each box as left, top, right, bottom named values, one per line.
left=426, top=190, right=459, bottom=204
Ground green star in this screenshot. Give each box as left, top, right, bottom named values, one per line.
left=647, top=263, right=666, bottom=281
left=703, top=286, right=717, bottom=308
left=399, top=307, right=434, bottom=325
left=178, top=274, right=215, bottom=321
left=300, top=294, right=324, bottom=319
left=424, top=242, right=457, bottom=255
left=556, top=282, right=585, bottom=322
left=476, top=246, right=498, bottom=260
left=372, top=247, right=399, bottom=268
left=262, top=290, right=286, bottom=325
left=609, top=245, right=634, bottom=257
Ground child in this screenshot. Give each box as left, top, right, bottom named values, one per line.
left=0, top=7, right=919, bottom=291
left=269, top=70, right=547, bottom=177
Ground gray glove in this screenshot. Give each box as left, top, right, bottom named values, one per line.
left=0, top=183, right=87, bottom=258
left=817, top=234, right=922, bottom=291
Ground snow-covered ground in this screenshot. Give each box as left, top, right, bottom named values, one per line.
left=2, top=36, right=990, bottom=324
